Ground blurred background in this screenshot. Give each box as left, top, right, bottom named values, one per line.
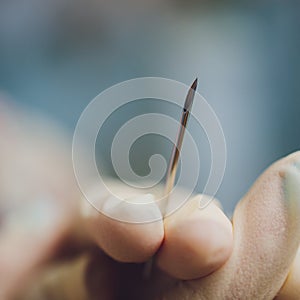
left=0, top=0, right=299, bottom=213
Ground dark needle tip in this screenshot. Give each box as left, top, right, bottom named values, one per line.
left=191, top=77, right=198, bottom=91
left=184, top=78, right=198, bottom=112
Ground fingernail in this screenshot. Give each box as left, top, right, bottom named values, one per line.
left=283, top=163, right=300, bottom=217
left=102, top=193, right=162, bottom=223
left=80, top=185, right=110, bottom=218
left=294, top=160, right=300, bottom=171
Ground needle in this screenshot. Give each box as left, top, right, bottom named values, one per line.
left=143, top=78, right=198, bottom=279
left=163, top=78, right=198, bottom=212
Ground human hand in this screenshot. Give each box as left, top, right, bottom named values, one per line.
left=17, top=154, right=300, bottom=299
left=1, top=100, right=300, bottom=299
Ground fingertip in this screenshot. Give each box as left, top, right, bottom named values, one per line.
left=96, top=217, right=164, bottom=263
left=156, top=197, right=233, bottom=280
left=83, top=194, right=164, bottom=263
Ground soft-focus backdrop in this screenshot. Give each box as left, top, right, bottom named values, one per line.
left=0, top=0, right=299, bottom=213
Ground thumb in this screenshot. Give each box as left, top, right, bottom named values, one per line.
left=227, top=151, right=300, bottom=298
left=165, top=152, right=300, bottom=299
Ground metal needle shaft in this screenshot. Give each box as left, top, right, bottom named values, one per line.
left=164, top=78, right=198, bottom=200
left=143, top=78, right=198, bottom=279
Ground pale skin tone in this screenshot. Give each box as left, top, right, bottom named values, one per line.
left=0, top=101, right=299, bottom=299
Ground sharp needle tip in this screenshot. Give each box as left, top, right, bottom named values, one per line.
left=184, top=78, right=198, bottom=111
left=191, top=78, right=198, bottom=91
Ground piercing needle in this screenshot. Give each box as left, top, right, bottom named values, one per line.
left=143, top=78, right=198, bottom=279
left=163, top=78, right=197, bottom=213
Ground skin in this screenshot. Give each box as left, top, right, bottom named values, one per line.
left=0, top=101, right=299, bottom=299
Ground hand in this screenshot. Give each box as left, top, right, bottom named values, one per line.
left=16, top=156, right=300, bottom=299
left=1, top=101, right=299, bottom=299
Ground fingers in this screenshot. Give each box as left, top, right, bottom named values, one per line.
left=165, top=151, right=300, bottom=299
left=156, top=195, right=233, bottom=280
left=276, top=247, right=300, bottom=299
left=81, top=188, right=164, bottom=263
left=81, top=180, right=233, bottom=276
left=17, top=191, right=233, bottom=299
left=80, top=178, right=233, bottom=277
